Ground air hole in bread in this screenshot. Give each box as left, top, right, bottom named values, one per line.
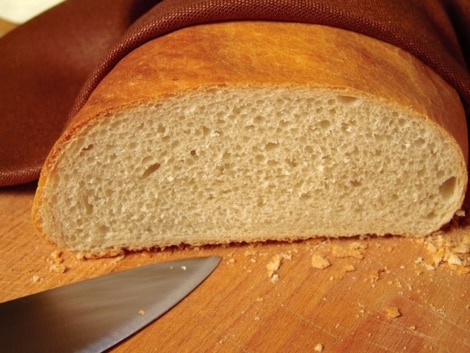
left=255, top=154, right=265, bottom=163
left=337, top=95, right=360, bottom=105
left=141, top=163, right=161, bottom=178
left=439, top=176, right=457, bottom=201
left=319, top=119, right=331, bottom=129
left=82, top=144, right=94, bottom=151
left=265, top=142, right=280, bottom=151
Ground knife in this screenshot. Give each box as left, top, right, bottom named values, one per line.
left=0, top=256, right=220, bottom=353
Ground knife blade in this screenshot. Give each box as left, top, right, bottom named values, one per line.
left=0, top=256, right=220, bottom=353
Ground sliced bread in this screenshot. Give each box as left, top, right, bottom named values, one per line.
left=32, top=22, right=468, bottom=254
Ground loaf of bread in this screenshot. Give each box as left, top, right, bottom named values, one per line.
left=32, top=22, right=468, bottom=254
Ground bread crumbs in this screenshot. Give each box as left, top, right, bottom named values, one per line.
left=384, top=306, right=402, bottom=318
left=266, top=256, right=281, bottom=277
left=270, top=273, right=280, bottom=284
left=311, top=254, right=331, bottom=269
left=314, top=343, right=324, bottom=352
left=49, top=263, right=67, bottom=274
left=46, top=250, right=64, bottom=265
left=420, top=232, right=470, bottom=273
left=31, top=275, right=42, bottom=283
left=266, top=253, right=292, bottom=282
left=331, top=241, right=368, bottom=259
left=50, top=250, right=63, bottom=261
left=368, top=268, right=385, bottom=283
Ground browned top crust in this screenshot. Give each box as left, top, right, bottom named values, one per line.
left=62, top=22, right=468, bottom=164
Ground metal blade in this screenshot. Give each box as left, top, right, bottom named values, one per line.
left=0, top=256, right=220, bottom=353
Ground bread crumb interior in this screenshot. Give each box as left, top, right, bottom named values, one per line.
left=38, top=88, right=465, bottom=252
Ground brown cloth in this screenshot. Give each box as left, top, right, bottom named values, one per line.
left=1, top=0, right=469, bottom=187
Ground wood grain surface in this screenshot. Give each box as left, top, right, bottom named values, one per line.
left=1, top=183, right=470, bottom=353
left=1, top=18, right=469, bottom=353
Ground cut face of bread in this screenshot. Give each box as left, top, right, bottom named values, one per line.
left=32, top=22, right=468, bottom=254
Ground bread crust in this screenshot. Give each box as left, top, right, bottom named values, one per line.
left=44, top=22, right=468, bottom=169
left=32, top=22, right=468, bottom=253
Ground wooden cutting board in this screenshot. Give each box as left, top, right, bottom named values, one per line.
left=1, top=19, right=469, bottom=353
left=2, top=186, right=470, bottom=353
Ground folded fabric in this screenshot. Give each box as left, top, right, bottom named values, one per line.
left=1, top=0, right=469, bottom=187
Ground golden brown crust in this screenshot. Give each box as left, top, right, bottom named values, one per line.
left=52, top=21, right=468, bottom=163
